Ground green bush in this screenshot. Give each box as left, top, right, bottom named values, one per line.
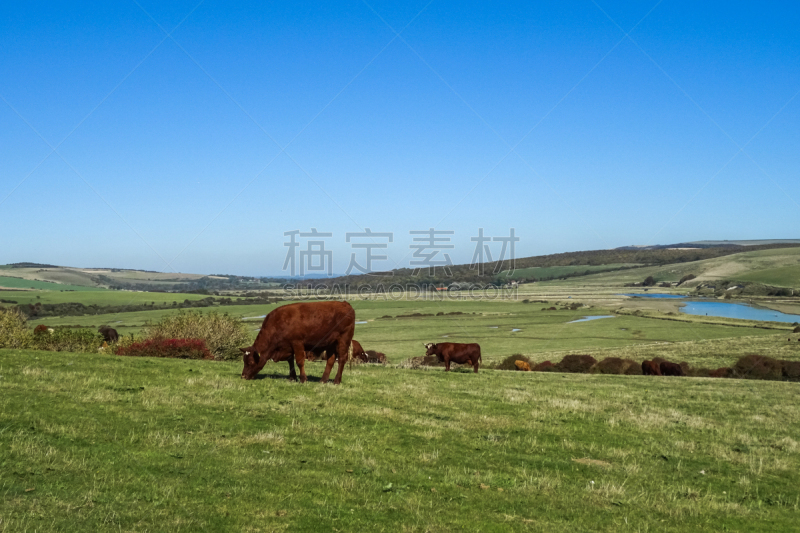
left=0, top=308, right=34, bottom=349
left=34, top=328, right=104, bottom=353
left=144, top=311, right=251, bottom=361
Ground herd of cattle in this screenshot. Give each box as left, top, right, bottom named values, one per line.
left=238, top=301, right=706, bottom=384
left=239, top=300, right=483, bottom=384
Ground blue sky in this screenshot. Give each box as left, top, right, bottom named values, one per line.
left=1, top=1, right=798, bottom=276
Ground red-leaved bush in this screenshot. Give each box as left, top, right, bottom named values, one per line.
left=116, top=338, right=213, bottom=360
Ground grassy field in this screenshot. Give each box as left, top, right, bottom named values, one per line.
left=4, top=273, right=800, bottom=531
left=0, top=276, right=105, bottom=292
left=2, top=349, right=800, bottom=532
left=26, top=298, right=792, bottom=365
left=0, top=289, right=213, bottom=307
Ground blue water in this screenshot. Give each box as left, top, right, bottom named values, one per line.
left=568, top=315, right=615, bottom=323
left=680, top=301, right=800, bottom=323
left=622, top=293, right=800, bottom=323
left=620, top=293, right=686, bottom=299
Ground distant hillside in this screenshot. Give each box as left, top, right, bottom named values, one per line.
left=319, top=242, right=800, bottom=289
left=557, top=246, right=800, bottom=293
left=0, top=265, right=286, bottom=293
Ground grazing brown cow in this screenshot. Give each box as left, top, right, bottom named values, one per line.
left=240, top=301, right=355, bottom=384
left=351, top=340, right=368, bottom=363
left=659, top=361, right=685, bottom=377
left=641, top=360, right=662, bottom=376
left=98, top=326, right=119, bottom=343
left=424, top=342, right=481, bottom=373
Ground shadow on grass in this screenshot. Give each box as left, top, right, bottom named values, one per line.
left=245, top=371, right=326, bottom=383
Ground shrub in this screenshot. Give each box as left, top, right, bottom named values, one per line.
left=709, top=367, right=733, bottom=378
left=688, top=367, right=713, bottom=378
left=556, top=354, right=597, bottom=373
left=116, top=338, right=213, bottom=360
left=590, top=357, right=641, bottom=375
left=532, top=360, right=555, bottom=372
left=793, top=326, right=800, bottom=333
left=493, top=354, right=531, bottom=371
left=143, top=311, right=251, bottom=361
left=732, top=355, right=783, bottom=380
left=33, top=324, right=50, bottom=336
left=781, top=360, right=800, bottom=380
left=0, top=308, right=34, bottom=349
left=678, top=274, right=696, bottom=286
left=642, top=276, right=656, bottom=287
left=33, top=328, right=104, bottom=353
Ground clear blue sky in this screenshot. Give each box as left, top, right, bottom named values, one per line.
left=2, top=1, right=798, bottom=276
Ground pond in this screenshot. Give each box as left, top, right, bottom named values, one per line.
left=680, top=301, right=800, bottom=323
left=619, top=293, right=686, bottom=299
left=568, top=315, right=615, bottom=323
left=622, top=293, right=800, bottom=323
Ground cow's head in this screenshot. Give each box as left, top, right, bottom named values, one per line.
left=424, top=343, right=436, bottom=356
left=240, top=346, right=261, bottom=379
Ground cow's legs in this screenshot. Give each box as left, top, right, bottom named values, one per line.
left=445, top=357, right=451, bottom=372
left=292, top=342, right=307, bottom=383
left=332, top=337, right=349, bottom=385
left=473, top=358, right=479, bottom=373
left=286, top=357, right=298, bottom=381
left=321, top=349, right=336, bottom=384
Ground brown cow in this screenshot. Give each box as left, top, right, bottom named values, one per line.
left=660, top=361, right=685, bottom=377
left=641, top=360, right=662, bottom=376
left=424, top=342, right=481, bottom=373
left=351, top=340, right=368, bottom=363
left=240, top=301, right=355, bottom=384
left=98, top=326, right=119, bottom=343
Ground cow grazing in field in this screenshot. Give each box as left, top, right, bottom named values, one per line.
left=98, top=326, right=119, bottom=343
left=659, top=361, right=685, bottom=377
left=240, top=301, right=355, bottom=384
left=351, top=339, right=368, bottom=363
left=641, top=360, right=662, bottom=376
left=424, top=342, right=481, bottom=373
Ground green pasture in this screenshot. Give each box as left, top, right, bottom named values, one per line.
left=0, top=276, right=105, bottom=292
left=2, top=349, right=800, bottom=532
left=738, top=266, right=800, bottom=288
left=27, top=297, right=788, bottom=366
left=0, top=289, right=212, bottom=307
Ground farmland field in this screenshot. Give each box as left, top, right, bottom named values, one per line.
left=3, top=275, right=800, bottom=531
left=2, top=348, right=800, bottom=532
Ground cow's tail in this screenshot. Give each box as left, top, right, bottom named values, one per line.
left=347, top=341, right=354, bottom=370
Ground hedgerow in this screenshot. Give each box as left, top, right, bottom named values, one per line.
left=143, top=311, right=251, bottom=360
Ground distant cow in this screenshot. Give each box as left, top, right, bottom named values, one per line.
left=641, top=360, right=662, bottom=376
left=351, top=340, right=368, bottom=363
left=98, top=326, right=119, bottom=343
left=424, top=342, right=481, bottom=373
left=660, top=361, right=685, bottom=377
left=240, top=301, right=355, bottom=384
